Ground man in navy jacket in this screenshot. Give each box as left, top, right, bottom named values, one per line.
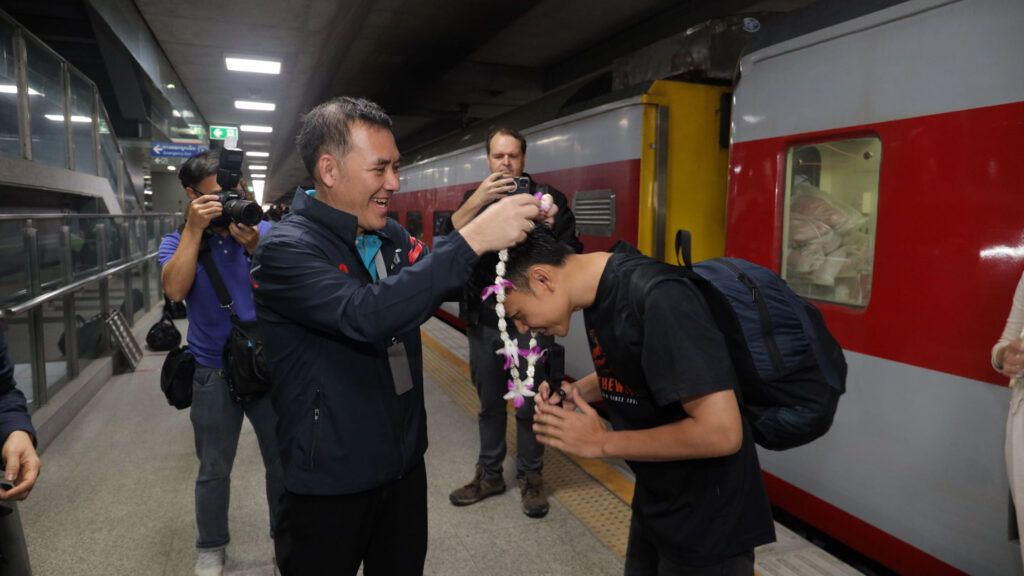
left=251, top=97, right=550, bottom=575
left=0, top=325, right=39, bottom=503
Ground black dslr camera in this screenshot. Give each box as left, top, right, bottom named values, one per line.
left=211, top=148, right=263, bottom=227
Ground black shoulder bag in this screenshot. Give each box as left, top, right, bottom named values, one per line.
left=161, top=345, right=195, bottom=409
left=198, top=243, right=271, bottom=403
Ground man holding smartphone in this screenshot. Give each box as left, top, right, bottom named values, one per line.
left=441, top=126, right=583, bottom=518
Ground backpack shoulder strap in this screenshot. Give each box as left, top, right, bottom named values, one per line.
left=627, top=258, right=697, bottom=321
left=675, top=229, right=693, bottom=268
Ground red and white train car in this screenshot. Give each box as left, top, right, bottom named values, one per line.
left=728, top=0, right=1024, bottom=573
left=396, top=0, right=1023, bottom=573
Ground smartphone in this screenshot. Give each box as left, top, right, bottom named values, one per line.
left=509, top=176, right=531, bottom=195
left=548, top=342, right=564, bottom=386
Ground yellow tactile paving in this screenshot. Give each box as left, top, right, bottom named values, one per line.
left=422, top=330, right=632, bottom=560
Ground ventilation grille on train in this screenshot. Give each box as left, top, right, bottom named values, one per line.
left=572, top=189, right=616, bottom=237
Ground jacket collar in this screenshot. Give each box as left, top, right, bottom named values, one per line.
left=290, top=186, right=393, bottom=247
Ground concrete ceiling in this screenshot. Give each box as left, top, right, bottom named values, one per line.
left=134, top=0, right=816, bottom=205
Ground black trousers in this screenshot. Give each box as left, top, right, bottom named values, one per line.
left=275, top=459, right=428, bottom=576
left=624, top=511, right=755, bottom=576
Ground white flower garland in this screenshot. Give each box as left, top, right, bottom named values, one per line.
left=480, top=193, right=551, bottom=407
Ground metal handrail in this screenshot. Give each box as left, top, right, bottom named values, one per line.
left=0, top=252, right=158, bottom=318
left=0, top=213, right=178, bottom=221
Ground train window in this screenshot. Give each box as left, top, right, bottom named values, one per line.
left=433, top=211, right=452, bottom=238
left=406, top=211, right=423, bottom=241
left=781, top=137, right=881, bottom=307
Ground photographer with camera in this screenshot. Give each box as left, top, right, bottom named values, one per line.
left=159, top=149, right=283, bottom=576
left=440, top=126, right=582, bottom=519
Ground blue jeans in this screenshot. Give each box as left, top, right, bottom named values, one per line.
left=191, top=364, right=284, bottom=550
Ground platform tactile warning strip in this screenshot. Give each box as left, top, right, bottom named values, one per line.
left=422, top=331, right=632, bottom=560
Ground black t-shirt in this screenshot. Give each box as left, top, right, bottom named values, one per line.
left=584, top=244, right=775, bottom=565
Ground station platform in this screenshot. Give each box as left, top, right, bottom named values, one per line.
left=17, top=310, right=864, bottom=575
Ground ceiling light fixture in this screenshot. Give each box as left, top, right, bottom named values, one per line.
left=240, top=125, right=273, bottom=133
left=0, top=85, right=42, bottom=95
left=249, top=165, right=267, bottom=171
left=44, top=114, right=92, bottom=123
left=235, top=100, right=276, bottom=111
left=225, top=57, right=281, bottom=75
left=167, top=166, right=177, bottom=171
left=247, top=151, right=269, bottom=158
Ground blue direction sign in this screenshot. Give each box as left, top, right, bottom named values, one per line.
left=150, top=142, right=206, bottom=158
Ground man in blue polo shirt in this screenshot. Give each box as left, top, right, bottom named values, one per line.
left=159, top=149, right=283, bottom=576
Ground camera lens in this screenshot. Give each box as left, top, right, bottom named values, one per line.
left=223, top=198, right=263, bottom=226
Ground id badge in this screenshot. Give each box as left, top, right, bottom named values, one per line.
left=388, top=341, right=414, bottom=395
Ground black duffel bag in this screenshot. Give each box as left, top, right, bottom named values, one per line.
left=160, top=345, right=195, bottom=409
left=146, top=310, right=181, bottom=351
left=222, top=319, right=271, bottom=403
left=58, top=313, right=106, bottom=358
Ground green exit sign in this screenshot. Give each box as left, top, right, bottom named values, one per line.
left=209, top=125, right=238, bottom=140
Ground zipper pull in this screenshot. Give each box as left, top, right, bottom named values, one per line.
left=736, top=272, right=759, bottom=302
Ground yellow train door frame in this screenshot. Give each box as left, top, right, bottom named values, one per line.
left=637, top=80, right=731, bottom=263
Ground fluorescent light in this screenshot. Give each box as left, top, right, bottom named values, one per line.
left=225, top=57, right=281, bottom=75
left=44, top=114, right=92, bottom=123
left=167, top=166, right=177, bottom=171
left=247, top=151, right=269, bottom=158
left=166, top=83, right=175, bottom=89
left=240, top=125, right=272, bottom=133
left=0, top=84, right=42, bottom=95
left=235, top=100, right=276, bottom=111
left=249, top=165, right=267, bottom=171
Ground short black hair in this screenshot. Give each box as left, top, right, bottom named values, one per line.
left=485, top=126, right=526, bottom=156
left=178, top=149, right=220, bottom=190
left=297, top=96, right=393, bottom=180
left=469, top=225, right=573, bottom=300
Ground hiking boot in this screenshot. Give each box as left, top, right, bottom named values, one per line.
left=519, top=472, right=549, bottom=518
left=194, top=547, right=226, bottom=576
left=449, top=467, right=506, bottom=506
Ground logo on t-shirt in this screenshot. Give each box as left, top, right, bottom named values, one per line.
left=587, top=329, right=639, bottom=405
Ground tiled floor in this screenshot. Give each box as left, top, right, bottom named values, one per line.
left=18, top=315, right=622, bottom=575
left=17, top=313, right=861, bottom=576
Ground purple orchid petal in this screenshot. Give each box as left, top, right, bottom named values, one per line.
left=513, top=395, right=525, bottom=408
left=518, top=346, right=546, bottom=362
left=479, top=278, right=515, bottom=301
left=507, top=379, right=515, bottom=391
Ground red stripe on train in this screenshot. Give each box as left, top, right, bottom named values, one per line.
left=763, top=473, right=966, bottom=575
left=392, top=159, right=642, bottom=252
left=728, top=100, right=1024, bottom=386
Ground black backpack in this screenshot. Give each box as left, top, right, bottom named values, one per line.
left=629, top=231, right=846, bottom=450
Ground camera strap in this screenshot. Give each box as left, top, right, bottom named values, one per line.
left=197, top=235, right=237, bottom=319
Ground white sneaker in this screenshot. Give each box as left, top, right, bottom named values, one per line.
left=194, top=547, right=226, bottom=576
